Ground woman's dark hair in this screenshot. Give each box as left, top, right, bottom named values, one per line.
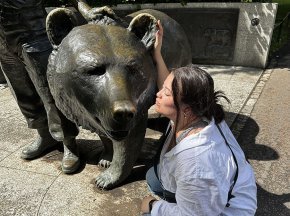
left=171, top=64, right=230, bottom=124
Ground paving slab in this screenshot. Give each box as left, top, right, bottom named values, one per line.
left=0, top=166, right=57, bottom=216
left=0, top=117, right=34, bottom=152
left=205, top=66, right=263, bottom=126
left=0, top=87, right=24, bottom=119
left=237, top=67, right=290, bottom=216
left=0, top=147, right=62, bottom=176
left=37, top=165, right=149, bottom=216
left=0, top=149, right=11, bottom=162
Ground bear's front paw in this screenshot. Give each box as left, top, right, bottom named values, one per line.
left=95, top=168, right=122, bottom=189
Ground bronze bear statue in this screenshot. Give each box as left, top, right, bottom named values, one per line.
left=46, top=3, right=191, bottom=189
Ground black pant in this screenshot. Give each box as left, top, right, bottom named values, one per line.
left=0, top=36, right=47, bottom=129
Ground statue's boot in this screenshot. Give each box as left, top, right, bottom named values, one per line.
left=62, top=137, right=80, bottom=174
left=21, top=127, right=58, bottom=159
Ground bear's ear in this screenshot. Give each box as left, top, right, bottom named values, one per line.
left=128, top=13, right=158, bottom=50
left=46, top=8, right=79, bottom=48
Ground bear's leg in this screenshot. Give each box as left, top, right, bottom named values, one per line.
left=95, top=116, right=147, bottom=189
left=98, top=135, right=113, bottom=168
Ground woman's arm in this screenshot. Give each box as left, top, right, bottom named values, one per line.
left=153, top=20, right=170, bottom=90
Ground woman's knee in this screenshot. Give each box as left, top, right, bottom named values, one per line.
left=146, top=166, right=163, bottom=196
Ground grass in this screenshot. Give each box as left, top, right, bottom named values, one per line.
left=274, top=0, right=290, bottom=20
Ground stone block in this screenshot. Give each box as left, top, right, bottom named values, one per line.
left=114, top=3, right=278, bottom=68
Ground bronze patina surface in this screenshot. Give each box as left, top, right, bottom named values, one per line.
left=46, top=2, right=191, bottom=189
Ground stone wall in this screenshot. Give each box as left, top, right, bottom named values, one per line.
left=113, top=3, right=278, bottom=68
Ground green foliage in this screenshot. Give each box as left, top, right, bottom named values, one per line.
left=269, top=14, right=290, bottom=58
left=268, top=0, right=290, bottom=58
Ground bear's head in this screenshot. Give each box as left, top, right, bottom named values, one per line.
left=46, top=7, right=158, bottom=141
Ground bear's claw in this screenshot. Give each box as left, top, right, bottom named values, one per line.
left=98, top=159, right=111, bottom=168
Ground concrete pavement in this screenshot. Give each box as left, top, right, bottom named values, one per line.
left=237, top=55, right=290, bottom=215
left=0, top=59, right=289, bottom=215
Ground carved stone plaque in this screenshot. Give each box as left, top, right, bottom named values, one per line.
left=160, top=8, right=239, bottom=65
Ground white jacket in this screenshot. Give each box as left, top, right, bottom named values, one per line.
left=152, top=118, right=257, bottom=216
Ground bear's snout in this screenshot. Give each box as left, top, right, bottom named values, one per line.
left=113, top=100, right=136, bottom=123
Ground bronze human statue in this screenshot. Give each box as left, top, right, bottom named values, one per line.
left=46, top=2, right=192, bottom=188
left=0, top=0, right=80, bottom=173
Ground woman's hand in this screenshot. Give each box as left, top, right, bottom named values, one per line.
left=141, top=196, right=157, bottom=213
left=151, top=20, right=170, bottom=89
left=152, top=20, right=164, bottom=62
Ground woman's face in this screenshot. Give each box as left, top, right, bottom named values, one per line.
left=155, top=73, right=177, bottom=121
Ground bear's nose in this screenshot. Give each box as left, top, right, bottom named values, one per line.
left=113, top=100, right=136, bottom=122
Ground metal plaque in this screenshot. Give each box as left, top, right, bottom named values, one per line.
left=161, top=8, right=239, bottom=65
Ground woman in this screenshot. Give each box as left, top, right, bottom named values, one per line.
left=140, top=21, right=257, bottom=216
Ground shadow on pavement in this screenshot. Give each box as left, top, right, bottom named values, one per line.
left=237, top=114, right=290, bottom=216
left=256, top=185, right=290, bottom=216
left=237, top=116, right=279, bottom=161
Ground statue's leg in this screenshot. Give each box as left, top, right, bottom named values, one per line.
left=95, top=115, right=147, bottom=189
left=62, top=136, right=80, bottom=174
left=60, top=115, right=80, bottom=174
left=21, top=39, right=80, bottom=173
left=99, top=134, right=113, bottom=168
left=0, top=38, right=58, bottom=158
left=22, top=39, right=64, bottom=141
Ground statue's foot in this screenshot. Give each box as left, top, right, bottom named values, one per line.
left=62, top=152, right=80, bottom=174
left=61, top=141, right=80, bottom=174
left=95, top=167, right=125, bottom=189
left=21, top=136, right=58, bottom=159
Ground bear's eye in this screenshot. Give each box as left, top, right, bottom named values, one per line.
left=87, top=65, right=106, bottom=76
left=126, top=65, right=139, bottom=74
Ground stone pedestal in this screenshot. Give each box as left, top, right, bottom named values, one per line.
left=114, top=3, right=278, bottom=68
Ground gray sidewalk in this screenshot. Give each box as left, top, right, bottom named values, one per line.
left=0, top=63, right=282, bottom=216
left=237, top=59, right=290, bottom=215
